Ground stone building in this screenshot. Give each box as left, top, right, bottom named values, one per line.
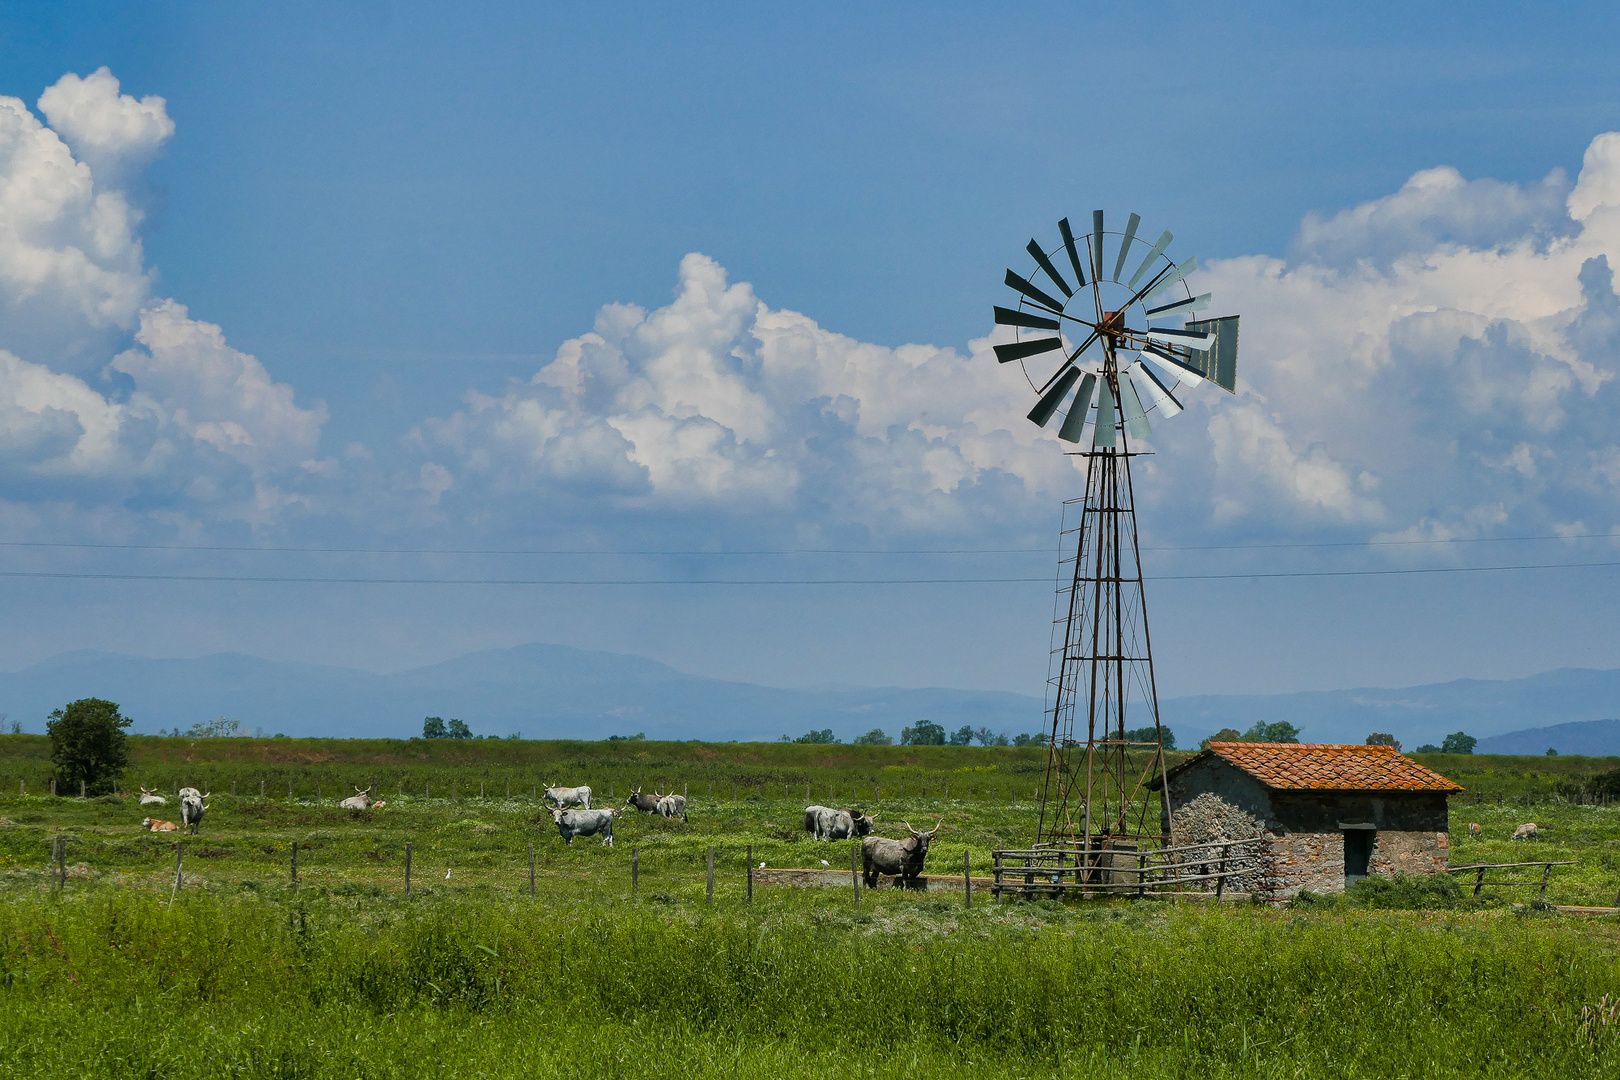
left=1152, top=742, right=1462, bottom=896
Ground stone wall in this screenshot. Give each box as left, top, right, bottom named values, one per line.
left=1370, top=830, right=1449, bottom=876
left=1261, top=829, right=1450, bottom=897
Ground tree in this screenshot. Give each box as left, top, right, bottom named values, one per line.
left=948, top=725, right=975, bottom=746
left=183, top=717, right=242, bottom=738
left=446, top=719, right=473, bottom=740
left=1414, top=743, right=1440, bottom=754
left=794, top=728, right=839, bottom=744
left=1200, top=727, right=1244, bottom=750
left=974, top=726, right=1009, bottom=747
left=1012, top=733, right=1045, bottom=747
left=47, top=698, right=131, bottom=795
left=852, top=728, right=892, bottom=746
left=608, top=732, right=646, bottom=742
left=900, top=720, right=946, bottom=746
left=1243, top=721, right=1300, bottom=744
left=1124, top=726, right=1176, bottom=751
left=1546, top=747, right=1559, bottom=757
left=1439, top=731, right=1477, bottom=755
left=422, top=716, right=447, bottom=739
left=1365, top=732, right=1402, bottom=752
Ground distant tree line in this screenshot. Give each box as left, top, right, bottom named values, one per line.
left=772, top=720, right=1174, bottom=750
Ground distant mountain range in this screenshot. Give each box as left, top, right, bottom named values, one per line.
left=0, top=645, right=1043, bottom=742
left=2, top=646, right=1617, bottom=752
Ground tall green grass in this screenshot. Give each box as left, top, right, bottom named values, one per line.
left=2, top=884, right=1618, bottom=1078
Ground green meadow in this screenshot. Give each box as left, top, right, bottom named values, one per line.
left=3, top=735, right=1620, bottom=1078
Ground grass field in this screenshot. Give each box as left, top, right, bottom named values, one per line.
left=4, top=735, right=1620, bottom=1078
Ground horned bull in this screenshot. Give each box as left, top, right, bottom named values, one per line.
left=178, top=787, right=210, bottom=836
left=543, top=783, right=592, bottom=810
left=861, top=818, right=942, bottom=889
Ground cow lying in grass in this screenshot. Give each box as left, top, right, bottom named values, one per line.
left=552, top=807, right=618, bottom=846
left=138, top=786, right=167, bottom=806
left=339, top=787, right=386, bottom=811
left=142, top=818, right=180, bottom=832
left=861, top=818, right=942, bottom=889
left=803, top=805, right=874, bottom=841
left=544, top=784, right=592, bottom=810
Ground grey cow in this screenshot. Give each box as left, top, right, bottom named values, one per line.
left=178, top=786, right=210, bottom=836
left=543, top=783, right=592, bottom=810
left=655, top=791, right=688, bottom=821
left=552, top=807, right=617, bottom=846
left=804, top=804, right=873, bottom=841
left=860, top=818, right=942, bottom=889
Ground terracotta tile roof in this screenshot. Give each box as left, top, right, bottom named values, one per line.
left=1199, top=742, right=1464, bottom=792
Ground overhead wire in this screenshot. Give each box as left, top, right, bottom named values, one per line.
left=0, top=530, right=1614, bottom=557
left=1, top=558, right=1618, bottom=586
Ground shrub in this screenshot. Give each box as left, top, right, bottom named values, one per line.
left=1345, top=871, right=1463, bottom=910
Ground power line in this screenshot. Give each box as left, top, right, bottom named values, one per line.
left=0, top=530, right=1613, bottom=558
left=0, top=559, right=1617, bottom=587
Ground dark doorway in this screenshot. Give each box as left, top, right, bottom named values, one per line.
left=1344, top=830, right=1374, bottom=884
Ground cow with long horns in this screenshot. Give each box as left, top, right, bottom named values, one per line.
left=178, top=787, right=210, bottom=835
left=138, top=786, right=167, bottom=806
left=860, top=818, right=943, bottom=889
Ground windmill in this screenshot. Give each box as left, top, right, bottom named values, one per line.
left=994, top=211, right=1238, bottom=855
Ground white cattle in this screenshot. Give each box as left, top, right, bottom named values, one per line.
left=655, top=792, right=688, bottom=821
left=552, top=807, right=617, bottom=846
left=138, top=787, right=167, bottom=806
left=339, top=786, right=382, bottom=811
left=804, top=804, right=874, bottom=841
left=178, top=787, right=209, bottom=835
left=543, top=784, right=592, bottom=810
left=1511, top=822, right=1540, bottom=841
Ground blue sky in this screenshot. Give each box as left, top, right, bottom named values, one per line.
left=2, top=2, right=1620, bottom=730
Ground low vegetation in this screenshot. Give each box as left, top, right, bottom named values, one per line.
left=4, top=735, right=1620, bottom=1077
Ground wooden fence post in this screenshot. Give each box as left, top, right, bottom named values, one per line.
left=632, top=847, right=639, bottom=892
left=425, top=781, right=430, bottom=799
left=174, top=840, right=184, bottom=892
left=80, top=780, right=86, bottom=798
left=851, top=841, right=860, bottom=903
left=317, top=781, right=322, bottom=801
left=707, top=846, right=715, bottom=903
left=747, top=844, right=753, bottom=902
left=480, top=782, right=485, bottom=799
left=260, top=780, right=265, bottom=796
left=405, top=842, right=412, bottom=896
left=1215, top=843, right=1231, bottom=901
left=49, top=779, right=55, bottom=797
left=291, top=841, right=299, bottom=884
left=288, top=780, right=293, bottom=798
left=1540, top=862, right=1553, bottom=901
left=529, top=843, right=536, bottom=897
left=732, top=783, right=737, bottom=802
left=964, top=850, right=972, bottom=908
left=231, top=780, right=236, bottom=796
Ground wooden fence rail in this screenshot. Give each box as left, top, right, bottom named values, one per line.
left=1445, top=860, right=1575, bottom=900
